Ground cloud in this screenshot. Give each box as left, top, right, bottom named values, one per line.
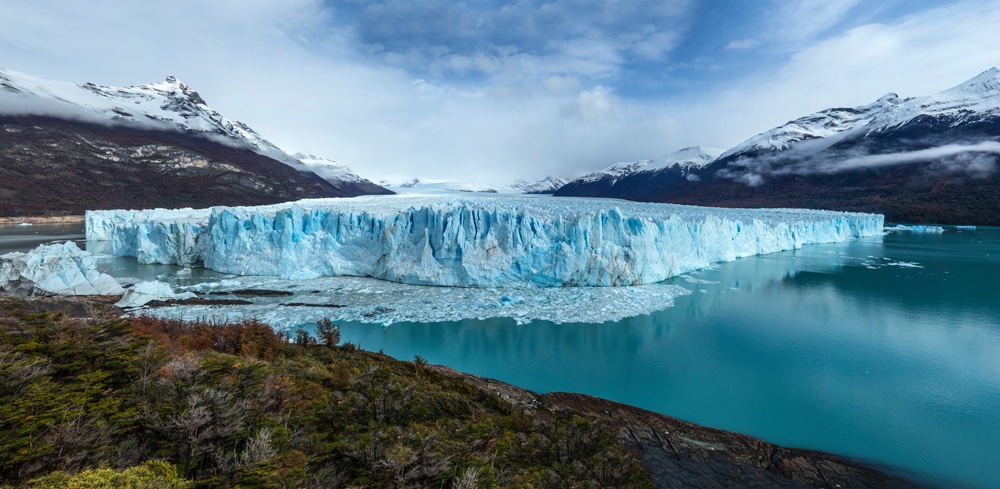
left=0, top=0, right=695, bottom=184
left=1, top=0, right=999, bottom=187
left=716, top=141, right=1000, bottom=185
left=666, top=0, right=1000, bottom=154
left=725, top=39, right=758, bottom=50
left=769, top=0, right=864, bottom=44
left=350, top=0, right=695, bottom=76
left=821, top=142, right=1000, bottom=173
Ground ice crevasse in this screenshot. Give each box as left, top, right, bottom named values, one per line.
left=86, top=195, right=884, bottom=287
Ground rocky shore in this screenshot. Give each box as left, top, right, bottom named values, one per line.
left=0, top=215, right=85, bottom=225
left=435, top=368, right=926, bottom=488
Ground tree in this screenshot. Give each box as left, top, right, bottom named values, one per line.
left=315, top=318, right=341, bottom=348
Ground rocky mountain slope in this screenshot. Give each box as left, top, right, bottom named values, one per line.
left=0, top=69, right=389, bottom=216
left=558, top=146, right=723, bottom=199
left=557, top=68, right=1000, bottom=225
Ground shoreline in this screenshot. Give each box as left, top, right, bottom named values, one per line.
left=0, top=295, right=928, bottom=489
left=0, top=215, right=85, bottom=225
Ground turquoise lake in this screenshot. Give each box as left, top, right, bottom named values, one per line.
left=334, top=227, right=1000, bottom=489
left=3, top=223, right=998, bottom=488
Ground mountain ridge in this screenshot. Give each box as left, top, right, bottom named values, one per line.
left=0, top=68, right=389, bottom=195
left=0, top=70, right=390, bottom=216
left=557, top=67, right=1000, bottom=225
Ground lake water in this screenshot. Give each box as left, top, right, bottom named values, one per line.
left=3, top=223, right=998, bottom=488
left=334, top=228, right=1000, bottom=488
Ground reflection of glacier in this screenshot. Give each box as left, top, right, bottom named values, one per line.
left=86, top=195, right=883, bottom=287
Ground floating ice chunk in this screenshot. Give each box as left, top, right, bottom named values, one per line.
left=143, top=276, right=692, bottom=327
left=886, top=261, right=924, bottom=268
left=89, top=195, right=884, bottom=287
left=885, top=225, right=945, bottom=233
left=955, top=225, right=977, bottom=230
left=0, top=241, right=124, bottom=296
left=116, top=280, right=197, bottom=308
left=16, top=222, right=32, bottom=227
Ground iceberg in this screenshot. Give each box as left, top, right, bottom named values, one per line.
left=0, top=241, right=125, bottom=296
left=884, top=225, right=946, bottom=233
left=87, top=195, right=884, bottom=287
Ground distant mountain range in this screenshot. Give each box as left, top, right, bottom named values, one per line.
left=557, top=67, right=1000, bottom=225
left=0, top=69, right=389, bottom=216
left=378, top=176, right=568, bottom=195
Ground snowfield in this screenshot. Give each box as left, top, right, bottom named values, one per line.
left=87, top=195, right=884, bottom=288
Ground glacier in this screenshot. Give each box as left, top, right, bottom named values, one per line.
left=0, top=241, right=124, bottom=296
left=86, top=195, right=883, bottom=288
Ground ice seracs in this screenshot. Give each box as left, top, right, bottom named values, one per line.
left=0, top=241, right=124, bottom=296
left=88, top=195, right=884, bottom=288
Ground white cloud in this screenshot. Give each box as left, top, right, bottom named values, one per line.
left=769, top=0, right=864, bottom=44
left=668, top=0, right=1000, bottom=152
left=1, top=0, right=999, bottom=186
left=0, top=0, right=685, bottom=183
left=725, top=39, right=759, bottom=50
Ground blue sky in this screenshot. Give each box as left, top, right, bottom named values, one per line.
left=2, top=0, right=999, bottom=182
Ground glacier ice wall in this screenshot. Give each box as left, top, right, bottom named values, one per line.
left=87, top=208, right=209, bottom=266
left=87, top=196, right=884, bottom=287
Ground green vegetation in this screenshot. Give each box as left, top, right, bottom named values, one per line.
left=0, top=299, right=652, bottom=488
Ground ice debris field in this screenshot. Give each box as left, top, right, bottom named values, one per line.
left=86, top=195, right=884, bottom=288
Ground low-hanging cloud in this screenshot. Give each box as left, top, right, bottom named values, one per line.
left=818, top=141, right=1000, bottom=173
left=717, top=140, right=1000, bottom=186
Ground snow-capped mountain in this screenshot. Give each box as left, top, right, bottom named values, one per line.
left=0, top=69, right=286, bottom=157
left=0, top=69, right=388, bottom=194
left=291, top=153, right=389, bottom=195
left=0, top=69, right=389, bottom=216
left=511, top=176, right=568, bottom=194
left=556, top=67, right=1000, bottom=225
left=574, top=147, right=724, bottom=185
left=721, top=67, right=1000, bottom=159
left=378, top=177, right=568, bottom=194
